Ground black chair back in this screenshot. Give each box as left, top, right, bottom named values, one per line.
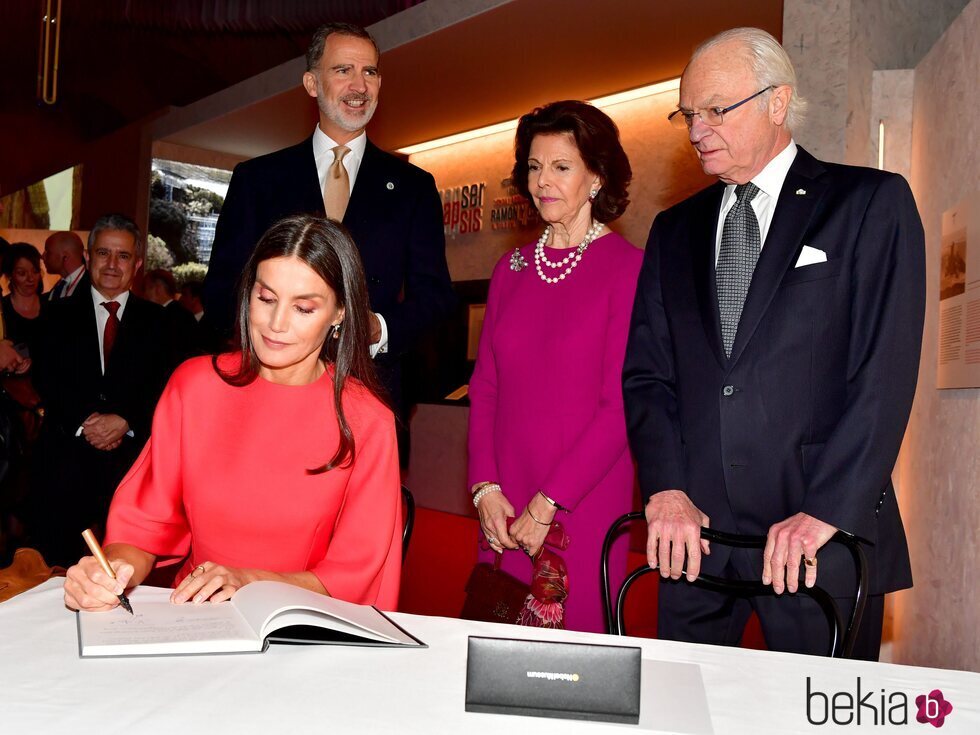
left=400, top=485, right=415, bottom=560
left=599, top=511, right=868, bottom=658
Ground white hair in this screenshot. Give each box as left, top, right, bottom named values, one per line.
left=691, top=27, right=807, bottom=131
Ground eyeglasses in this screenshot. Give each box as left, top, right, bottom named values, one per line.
left=668, top=86, right=774, bottom=130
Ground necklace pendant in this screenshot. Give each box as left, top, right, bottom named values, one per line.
left=510, top=249, right=528, bottom=272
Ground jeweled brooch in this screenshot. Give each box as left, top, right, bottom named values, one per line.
left=509, top=249, right=528, bottom=272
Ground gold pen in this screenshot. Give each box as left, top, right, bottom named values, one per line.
left=81, top=528, right=134, bottom=614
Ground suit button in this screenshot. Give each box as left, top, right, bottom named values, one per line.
left=722, top=385, right=735, bottom=397
left=98, top=393, right=107, bottom=401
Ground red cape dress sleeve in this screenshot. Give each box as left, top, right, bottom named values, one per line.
left=104, top=369, right=191, bottom=563
left=309, top=395, right=402, bottom=610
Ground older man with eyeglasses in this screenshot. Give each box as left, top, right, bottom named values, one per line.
left=623, top=27, right=924, bottom=658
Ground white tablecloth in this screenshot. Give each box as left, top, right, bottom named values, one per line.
left=1, top=579, right=977, bottom=734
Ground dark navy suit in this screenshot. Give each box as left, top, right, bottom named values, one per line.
left=202, top=136, right=455, bottom=411
left=623, top=147, right=924, bottom=654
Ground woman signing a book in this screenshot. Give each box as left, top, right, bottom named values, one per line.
left=64, top=215, right=402, bottom=612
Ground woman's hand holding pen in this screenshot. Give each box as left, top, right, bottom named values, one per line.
left=64, top=556, right=135, bottom=612
left=171, top=562, right=251, bottom=605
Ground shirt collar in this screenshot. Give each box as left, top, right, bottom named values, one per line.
left=749, top=139, right=797, bottom=200
left=313, top=126, right=367, bottom=165
left=65, top=264, right=86, bottom=286
left=720, top=139, right=797, bottom=213
left=91, top=286, right=131, bottom=310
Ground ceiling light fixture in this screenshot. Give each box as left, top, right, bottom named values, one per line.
left=396, top=78, right=681, bottom=156
left=37, top=0, right=63, bottom=105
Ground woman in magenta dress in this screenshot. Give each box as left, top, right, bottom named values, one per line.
left=468, top=101, right=642, bottom=632
left=64, top=215, right=402, bottom=612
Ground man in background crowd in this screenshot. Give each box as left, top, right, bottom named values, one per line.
left=30, top=214, right=176, bottom=565
left=178, top=279, right=205, bottom=322
left=144, top=268, right=202, bottom=361
left=42, top=231, right=88, bottom=300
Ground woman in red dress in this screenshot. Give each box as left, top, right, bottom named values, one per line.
left=64, top=215, right=401, bottom=611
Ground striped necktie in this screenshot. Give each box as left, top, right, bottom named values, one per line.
left=717, top=182, right=761, bottom=357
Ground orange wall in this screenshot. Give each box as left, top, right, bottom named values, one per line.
left=409, top=89, right=713, bottom=282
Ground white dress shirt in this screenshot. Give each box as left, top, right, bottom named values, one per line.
left=77, top=287, right=134, bottom=438
left=50, top=264, right=87, bottom=300
left=312, top=126, right=366, bottom=197
left=90, top=286, right=130, bottom=375
left=714, top=140, right=798, bottom=265
left=311, top=125, right=388, bottom=357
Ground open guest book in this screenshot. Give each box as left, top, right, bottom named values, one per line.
left=76, top=581, right=425, bottom=657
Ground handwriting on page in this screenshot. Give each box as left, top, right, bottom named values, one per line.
left=86, top=602, right=249, bottom=646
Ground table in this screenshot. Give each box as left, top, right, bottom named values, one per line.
left=2, top=580, right=977, bottom=734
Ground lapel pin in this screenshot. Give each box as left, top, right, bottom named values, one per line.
left=386, top=182, right=395, bottom=190
left=795, top=188, right=807, bottom=195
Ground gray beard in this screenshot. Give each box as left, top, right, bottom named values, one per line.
left=320, top=99, right=377, bottom=133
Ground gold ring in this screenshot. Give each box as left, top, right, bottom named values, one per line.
left=803, top=557, right=817, bottom=568
left=194, top=564, right=206, bottom=576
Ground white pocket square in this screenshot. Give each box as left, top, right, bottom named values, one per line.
left=795, top=245, right=827, bottom=268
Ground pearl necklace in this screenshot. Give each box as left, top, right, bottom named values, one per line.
left=533, top=221, right=603, bottom=284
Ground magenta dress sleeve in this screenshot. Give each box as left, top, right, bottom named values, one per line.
left=466, top=258, right=506, bottom=489
left=539, top=252, right=643, bottom=510
left=310, top=405, right=403, bottom=611
left=104, top=376, right=192, bottom=563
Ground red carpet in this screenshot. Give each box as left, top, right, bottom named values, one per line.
left=399, top=507, right=479, bottom=618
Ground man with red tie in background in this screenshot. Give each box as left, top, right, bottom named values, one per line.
left=31, top=214, right=175, bottom=566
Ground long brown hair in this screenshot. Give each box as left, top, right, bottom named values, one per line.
left=214, top=215, right=387, bottom=472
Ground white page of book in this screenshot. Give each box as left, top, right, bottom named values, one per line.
left=78, top=587, right=259, bottom=656
left=264, top=609, right=396, bottom=642
left=232, top=581, right=413, bottom=644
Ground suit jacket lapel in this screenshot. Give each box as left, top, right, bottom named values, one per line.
left=105, top=296, right=137, bottom=377
left=728, top=147, right=828, bottom=365
left=693, top=184, right=728, bottom=369
left=79, top=297, right=104, bottom=383
left=299, top=137, right=326, bottom=216
left=345, top=140, right=382, bottom=226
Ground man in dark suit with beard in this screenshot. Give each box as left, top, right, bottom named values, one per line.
left=31, top=214, right=175, bottom=566
left=203, top=22, right=455, bottom=447
left=623, top=28, right=924, bottom=658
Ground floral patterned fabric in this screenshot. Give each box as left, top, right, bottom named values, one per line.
left=513, top=521, right=570, bottom=629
